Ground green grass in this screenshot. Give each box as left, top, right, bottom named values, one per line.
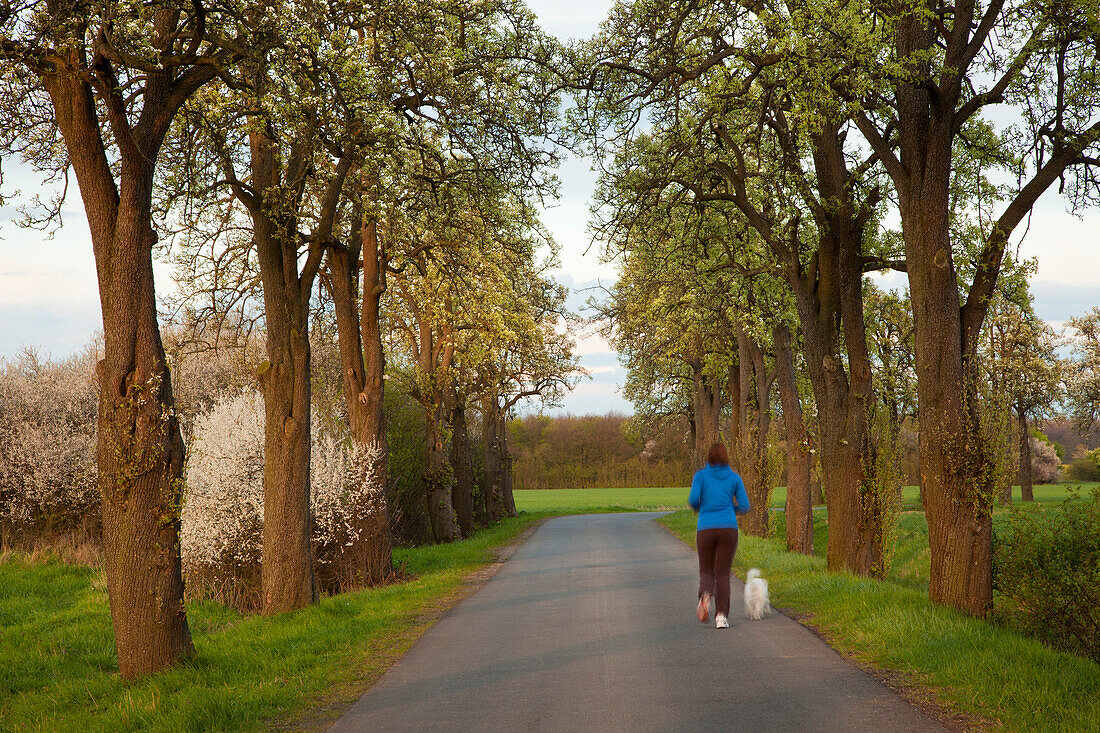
left=514, top=486, right=688, bottom=512
left=514, top=481, right=1096, bottom=515
left=0, top=513, right=548, bottom=732
left=514, top=485, right=787, bottom=512
left=657, top=507, right=1100, bottom=733
left=6, top=482, right=1096, bottom=731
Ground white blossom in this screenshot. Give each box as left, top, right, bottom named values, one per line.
left=0, top=350, right=98, bottom=534
left=181, top=390, right=385, bottom=568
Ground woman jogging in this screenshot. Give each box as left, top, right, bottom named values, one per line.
left=689, top=442, right=750, bottom=629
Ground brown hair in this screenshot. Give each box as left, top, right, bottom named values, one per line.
left=706, top=442, right=729, bottom=466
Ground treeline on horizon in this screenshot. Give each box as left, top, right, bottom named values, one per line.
left=509, top=412, right=1100, bottom=492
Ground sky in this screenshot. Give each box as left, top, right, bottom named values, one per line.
left=3, top=0, right=1099, bottom=417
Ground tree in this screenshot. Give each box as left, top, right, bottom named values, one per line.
left=1067, top=308, right=1100, bottom=436
left=164, top=11, right=364, bottom=611
left=386, top=175, right=574, bottom=537
left=1, top=0, right=238, bottom=677
left=591, top=154, right=785, bottom=536
left=773, top=323, right=813, bottom=554
left=477, top=255, right=578, bottom=522
left=824, top=0, right=1100, bottom=615
left=986, top=293, right=1064, bottom=502
left=579, top=3, right=900, bottom=574
left=318, top=0, right=562, bottom=545
left=590, top=168, right=740, bottom=469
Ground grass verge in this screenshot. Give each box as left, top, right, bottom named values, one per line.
left=656, top=509, right=1100, bottom=733
left=513, top=482, right=1095, bottom=515
left=0, top=513, right=549, bottom=732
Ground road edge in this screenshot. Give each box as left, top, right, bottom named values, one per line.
left=283, top=516, right=550, bottom=733
left=651, top=517, right=996, bottom=733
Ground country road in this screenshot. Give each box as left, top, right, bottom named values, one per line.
left=330, top=512, right=945, bottom=732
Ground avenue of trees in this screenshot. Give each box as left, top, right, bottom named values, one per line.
left=3, top=0, right=1100, bottom=682
left=1, top=0, right=578, bottom=679
left=574, top=0, right=1100, bottom=617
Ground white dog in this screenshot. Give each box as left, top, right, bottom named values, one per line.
left=744, top=568, right=771, bottom=620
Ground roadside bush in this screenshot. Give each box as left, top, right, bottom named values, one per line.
left=181, top=390, right=387, bottom=610
left=180, top=391, right=265, bottom=608
left=383, top=388, right=431, bottom=546
left=1063, top=448, right=1100, bottom=482
left=0, top=349, right=99, bottom=548
left=993, top=491, right=1100, bottom=662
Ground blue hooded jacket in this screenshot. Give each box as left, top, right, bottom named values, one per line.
left=689, top=463, right=750, bottom=531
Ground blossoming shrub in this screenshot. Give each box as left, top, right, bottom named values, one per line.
left=0, top=349, right=99, bottom=549
left=310, top=438, right=390, bottom=592
left=1030, top=436, right=1061, bottom=484
left=180, top=390, right=266, bottom=608
left=182, top=390, right=387, bottom=609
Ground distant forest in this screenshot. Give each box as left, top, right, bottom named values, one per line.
left=509, top=414, right=1094, bottom=491
left=509, top=414, right=694, bottom=490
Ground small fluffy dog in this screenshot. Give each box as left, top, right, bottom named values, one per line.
left=743, top=568, right=771, bottom=620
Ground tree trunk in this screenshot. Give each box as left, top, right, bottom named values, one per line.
left=251, top=129, right=316, bottom=614
left=774, top=324, right=813, bottom=554
left=424, top=401, right=460, bottom=543
left=734, top=330, right=772, bottom=537
left=45, top=68, right=195, bottom=679
left=691, top=362, right=722, bottom=464
left=482, top=396, right=508, bottom=522
left=727, top=357, right=742, bottom=471
left=1018, top=409, right=1033, bottom=503
left=325, top=216, right=393, bottom=586
left=902, top=176, right=994, bottom=617
left=871, top=11, right=999, bottom=617
left=96, top=221, right=195, bottom=678
left=500, top=411, right=517, bottom=517
left=775, top=126, right=887, bottom=576
left=450, top=397, right=476, bottom=536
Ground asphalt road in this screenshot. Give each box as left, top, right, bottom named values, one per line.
left=331, top=512, right=945, bottom=732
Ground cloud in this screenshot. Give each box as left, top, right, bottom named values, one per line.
left=526, top=0, right=615, bottom=41
left=0, top=303, right=101, bottom=357
left=1031, top=281, right=1100, bottom=323
left=585, top=364, right=623, bottom=376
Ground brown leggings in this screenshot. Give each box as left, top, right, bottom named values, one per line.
left=697, top=528, right=739, bottom=617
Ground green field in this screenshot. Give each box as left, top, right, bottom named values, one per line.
left=514, top=486, right=689, bottom=512
left=514, top=482, right=1096, bottom=514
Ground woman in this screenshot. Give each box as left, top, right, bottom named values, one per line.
left=689, top=441, right=750, bottom=629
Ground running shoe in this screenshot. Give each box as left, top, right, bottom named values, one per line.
left=715, top=614, right=729, bottom=629
left=696, top=593, right=711, bottom=623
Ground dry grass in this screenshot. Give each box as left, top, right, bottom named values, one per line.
left=2, top=530, right=104, bottom=568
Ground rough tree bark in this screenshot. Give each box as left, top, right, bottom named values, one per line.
left=690, top=359, right=722, bottom=465
left=326, top=214, right=393, bottom=585
left=850, top=2, right=1100, bottom=615
left=774, top=324, right=813, bottom=554
left=249, top=127, right=318, bottom=614
left=415, top=312, right=460, bottom=543
left=782, top=127, right=887, bottom=576
left=449, top=393, right=476, bottom=537
left=31, top=36, right=219, bottom=678
left=727, top=356, right=742, bottom=471
left=423, top=402, right=459, bottom=542
left=482, top=395, right=508, bottom=522
left=710, top=119, right=889, bottom=575
left=500, top=414, right=518, bottom=517
left=734, top=329, right=774, bottom=537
